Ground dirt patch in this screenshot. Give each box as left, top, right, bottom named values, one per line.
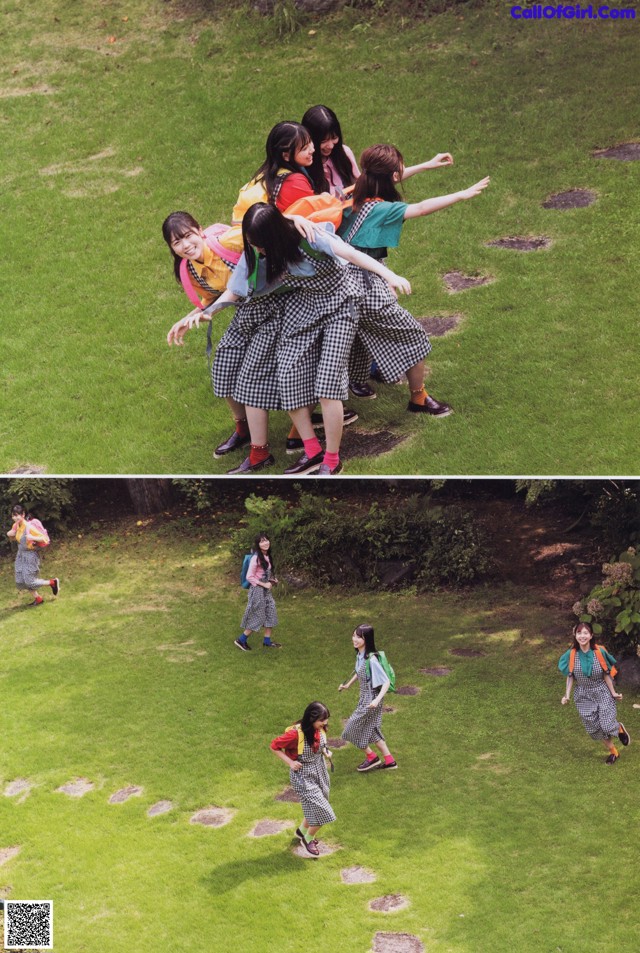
left=542, top=189, right=597, bottom=210
left=249, top=819, right=295, bottom=837
left=341, top=865, right=377, bottom=884
left=0, top=85, right=53, bottom=98
left=0, top=846, right=21, bottom=867
left=419, top=666, right=452, bottom=676
left=382, top=705, right=397, bottom=714
left=4, top=780, right=32, bottom=799
left=443, top=271, right=494, bottom=293
left=7, top=464, right=47, bottom=474
left=341, top=429, right=407, bottom=458
left=147, top=800, right=173, bottom=817
left=450, top=648, right=485, bottom=657
left=56, top=778, right=94, bottom=797
left=275, top=786, right=301, bottom=803
left=372, top=932, right=425, bottom=953
left=293, top=840, right=339, bottom=860
left=40, top=147, right=117, bottom=175
left=396, top=685, right=420, bottom=696
left=417, top=314, right=464, bottom=337
left=190, top=806, right=236, bottom=828
left=369, top=895, right=410, bottom=913
left=109, top=785, right=143, bottom=804
left=328, top=737, right=348, bottom=748
left=592, top=142, right=640, bottom=161
left=485, top=236, right=551, bottom=252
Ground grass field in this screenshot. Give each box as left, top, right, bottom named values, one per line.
left=1, top=518, right=639, bottom=952
left=1, top=0, right=638, bottom=476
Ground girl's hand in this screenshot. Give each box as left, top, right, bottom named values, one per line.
left=167, top=309, right=203, bottom=346
left=338, top=683, right=347, bottom=692
left=263, top=581, right=272, bottom=590
left=612, top=692, right=623, bottom=700
left=325, top=749, right=333, bottom=760
left=367, top=699, right=380, bottom=709
left=290, top=760, right=302, bottom=772
left=561, top=695, right=570, bottom=705
left=460, top=176, right=490, bottom=201
left=387, top=273, right=412, bottom=296
left=289, top=214, right=317, bottom=243
left=426, top=152, right=453, bottom=168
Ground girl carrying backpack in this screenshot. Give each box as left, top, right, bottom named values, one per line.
left=339, top=623, right=397, bottom=772
left=270, top=701, right=334, bottom=857
left=7, top=506, right=59, bottom=607
left=234, top=534, right=281, bottom=650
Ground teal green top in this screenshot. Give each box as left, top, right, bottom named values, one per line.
left=558, top=647, right=617, bottom=678
left=338, top=201, right=408, bottom=260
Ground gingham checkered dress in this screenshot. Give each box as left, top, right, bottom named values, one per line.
left=289, top=735, right=336, bottom=827
left=14, top=531, right=48, bottom=590
left=572, top=654, right=620, bottom=741
left=241, top=564, right=278, bottom=631
left=341, top=655, right=386, bottom=750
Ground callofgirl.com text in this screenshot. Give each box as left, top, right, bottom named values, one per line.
left=511, top=4, right=636, bottom=18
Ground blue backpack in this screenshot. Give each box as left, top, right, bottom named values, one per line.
left=240, top=553, right=253, bottom=589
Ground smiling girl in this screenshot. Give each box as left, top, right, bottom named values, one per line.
left=235, top=533, right=281, bottom=650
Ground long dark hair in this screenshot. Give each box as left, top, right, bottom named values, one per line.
left=254, top=532, right=276, bottom=576
left=242, top=204, right=303, bottom=285
left=352, top=144, right=404, bottom=212
left=301, top=104, right=355, bottom=194
left=572, top=622, right=595, bottom=650
left=252, top=121, right=315, bottom=204
left=354, top=623, right=378, bottom=659
left=162, top=210, right=202, bottom=283
left=299, top=701, right=330, bottom=748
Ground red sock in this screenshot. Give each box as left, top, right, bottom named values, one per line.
left=410, top=387, right=428, bottom=406
left=384, top=754, right=395, bottom=765
left=249, top=444, right=271, bottom=466
left=235, top=418, right=249, bottom=438
left=366, top=751, right=378, bottom=762
left=33, top=595, right=43, bottom=604
left=49, top=579, right=55, bottom=586
left=303, top=437, right=322, bottom=458
left=323, top=450, right=340, bottom=471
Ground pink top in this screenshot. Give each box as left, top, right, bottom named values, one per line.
left=247, top=553, right=272, bottom=586
left=324, top=144, right=360, bottom=195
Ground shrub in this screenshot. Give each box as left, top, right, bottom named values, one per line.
left=573, top=547, right=640, bottom=656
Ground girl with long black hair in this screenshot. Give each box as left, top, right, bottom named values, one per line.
left=235, top=533, right=280, bottom=650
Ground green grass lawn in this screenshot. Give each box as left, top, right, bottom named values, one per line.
left=1, top=519, right=639, bottom=952
left=0, top=0, right=638, bottom=476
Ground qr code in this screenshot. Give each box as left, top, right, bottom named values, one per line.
left=3, top=901, right=53, bottom=950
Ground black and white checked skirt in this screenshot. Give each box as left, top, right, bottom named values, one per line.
left=573, top=656, right=620, bottom=741
left=289, top=739, right=336, bottom=827
left=341, top=664, right=385, bottom=749
left=241, top=569, right=278, bottom=631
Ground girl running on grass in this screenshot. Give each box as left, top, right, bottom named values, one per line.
left=559, top=622, right=630, bottom=764
left=339, top=624, right=397, bottom=772
left=7, top=506, right=59, bottom=607
left=339, top=144, right=489, bottom=410
left=234, top=533, right=280, bottom=650
left=270, top=701, right=334, bottom=857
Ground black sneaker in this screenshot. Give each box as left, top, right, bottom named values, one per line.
left=356, top=756, right=381, bottom=772
left=605, top=751, right=619, bottom=765
left=407, top=395, right=453, bottom=417
left=310, top=408, right=359, bottom=429
left=263, top=641, right=282, bottom=648
left=378, top=760, right=398, bottom=770
left=213, top=429, right=250, bottom=459
left=349, top=381, right=377, bottom=400
left=618, top=723, right=630, bottom=746
left=233, top=639, right=251, bottom=652
left=50, top=578, right=60, bottom=597
left=226, top=454, right=275, bottom=475
left=284, top=451, right=324, bottom=475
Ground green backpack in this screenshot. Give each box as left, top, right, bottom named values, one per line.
left=365, top=651, right=396, bottom=693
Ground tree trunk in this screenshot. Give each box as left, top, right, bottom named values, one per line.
left=125, top=479, right=174, bottom=516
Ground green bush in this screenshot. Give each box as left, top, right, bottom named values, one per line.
left=573, top=547, right=640, bottom=656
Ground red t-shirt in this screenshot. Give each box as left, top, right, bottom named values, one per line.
left=276, top=173, right=314, bottom=212
left=270, top=726, right=322, bottom=760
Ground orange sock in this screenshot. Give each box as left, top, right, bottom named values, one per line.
left=410, top=387, right=429, bottom=406
left=249, top=444, right=271, bottom=466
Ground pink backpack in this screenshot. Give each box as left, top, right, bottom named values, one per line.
left=26, top=518, right=50, bottom=549
left=179, top=224, right=243, bottom=309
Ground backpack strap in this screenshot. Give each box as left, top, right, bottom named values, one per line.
left=344, top=198, right=383, bottom=244
left=595, top=645, right=617, bottom=678
left=179, top=258, right=205, bottom=309
left=568, top=647, right=576, bottom=675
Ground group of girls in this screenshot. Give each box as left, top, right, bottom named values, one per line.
left=6, top=505, right=59, bottom=607
left=271, top=624, right=396, bottom=857
left=164, top=105, right=490, bottom=475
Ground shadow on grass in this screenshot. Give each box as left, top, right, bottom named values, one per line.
left=202, top=848, right=302, bottom=894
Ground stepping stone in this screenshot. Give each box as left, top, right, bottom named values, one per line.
left=0, top=846, right=21, bottom=867
left=249, top=819, right=295, bottom=837
left=542, top=189, right=597, bottom=210
left=396, top=686, right=420, bottom=696
left=327, top=737, right=347, bottom=749
left=275, top=786, right=301, bottom=803
left=485, top=236, right=551, bottom=252
left=372, top=932, right=425, bottom=953
left=109, top=785, right=143, bottom=804
left=450, top=647, right=485, bottom=657
left=293, top=840, right=339, bottom=860
left=419, top=666, right=451, bottom=677
left=341, top=865, right=377, bottom=884
left=417, top=314, right=463, bottom=337
left=7, top=464, right=46, bottom=474
left=341, top=429, right=407, bottom=458
left=190, top=806, right=236, bottom=828
left=369, top=895, right=410, bottom=913
left=147, top=800, right=174, bottom=817
left=56, top=778, right=94, bottom=797
left=443, top=271, right=494, bottom=293
left=4, top=779, right=32, bottom=800
left=592, top=142, right=640, bottom=161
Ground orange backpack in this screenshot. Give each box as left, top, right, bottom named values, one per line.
left=569, top=644, right=617, bottom=678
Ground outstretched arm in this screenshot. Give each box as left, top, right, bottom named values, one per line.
left=403, top=176, right=490, bottom=220
left=402, top=153, right=454, bottom=180
left=166, top=292, right=241, bottom=346
left=324, top=233, right=412, bottom=295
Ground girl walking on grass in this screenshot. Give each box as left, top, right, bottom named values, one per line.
left=7, top=506, right=59, bottom=607
left=234, top=534, right=281, bottom=650
left=270, top=701, right=335, bottom=857
left=339, top=624, right=397, bottom=772
left=559, top=622, right=630, bottom=764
